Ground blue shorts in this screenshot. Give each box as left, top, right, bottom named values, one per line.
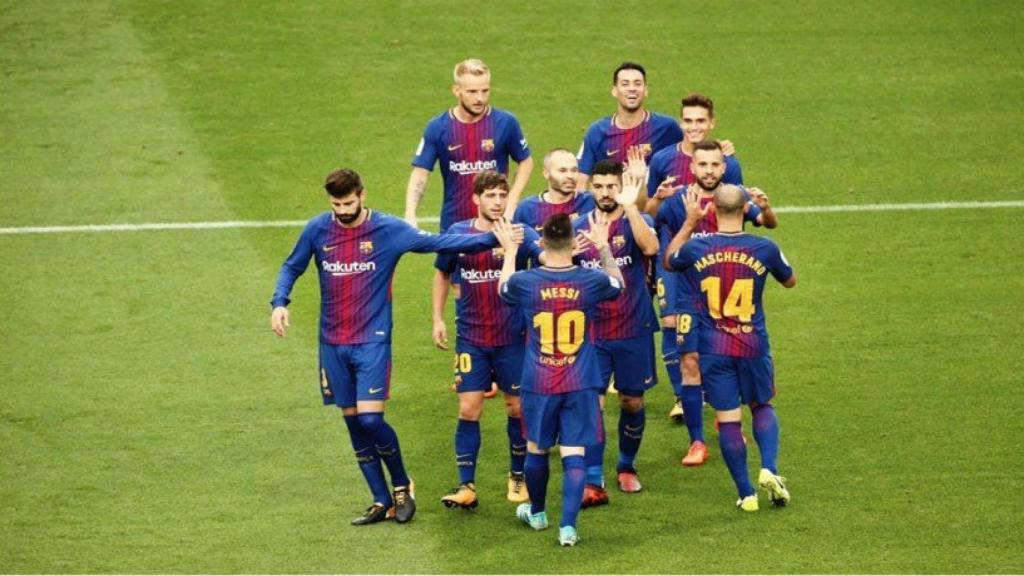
left=454, top=340, right=525, bottom=395
left=595, top=334, right=657, bottom=395
left=318, top=342, right=391, bottom=408
left=521, top=389, right=603, bottom=450
left=675, top=312, right=700, bottom=354
left=698, top=353, right=775, bottom=411
left=655, top=266, right=683, bottom=317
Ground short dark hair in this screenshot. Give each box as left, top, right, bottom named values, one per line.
left=680, top=92, right=715, bottom=117
left=472, top=171, right=509, bottom=196
left=613, top=62, right=646, bottom=84
left=692, top=139, right=723, bottom=156
left=323, top=169, right=363, bottom=198
left=591, top=160, right=623, bottom=178
left=541, top=213, right=574, bottom=251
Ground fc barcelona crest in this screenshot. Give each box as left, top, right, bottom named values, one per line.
left=638, top=143, right=652, bottom=156
left=359, top=240, right=374, bottom=254
left=481, top=139, right=495, bottom=152
left=492, top=247, right=505, bottom=259
left=612, top=235, right=626, bottom=249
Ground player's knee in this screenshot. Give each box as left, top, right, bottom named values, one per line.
left=662, top=315, right=676, bottom=329
left=356, top=412, right=386, bottom=433
left=716, top=408, right=742, bottom=423
left=682, top=354, right=701, bottom=381
left=503, top=396, right=521, bottom=418
left=458, top=397, right=484, bottom=421
left=619, top=394, right=644, bottom=413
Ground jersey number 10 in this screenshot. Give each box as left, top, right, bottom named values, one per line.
left=532, top=311, right=586, bottom=355
left=700, top=277, right=755, bottom=322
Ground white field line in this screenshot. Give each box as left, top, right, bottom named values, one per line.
left=1, top=200, right=1022, bottom=235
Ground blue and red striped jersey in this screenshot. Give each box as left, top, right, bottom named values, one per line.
left=412, top=107, right=531, bottom=231
left=577, top=111, right=682, bottom=176
left=573, top=213, right=658, bottom=340
left=656, top=189, right=762, bottom=314
left=499, top=267, right=622, bottom=394
left=512, top=191, right=595, bottom=231
left=668, top=233, right=793, bottom=358
left=646, top=144, right=744, bottom=198
left=434, top=220, right=542, bottom=347
left=272, top=210, right=498, bottom=345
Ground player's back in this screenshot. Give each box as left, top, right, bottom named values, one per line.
left=500, top=266, right=622, bottom=394
left=673, top=233, right=792, bottom=358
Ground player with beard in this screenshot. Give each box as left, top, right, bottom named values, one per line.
left=432, top=172, right=542, bottom=509
left=513, top=148, right=596, bottom=231
left=405, top=59, right=533, bottom=231
left=644, top=93, right=746, bottom=429
left=571, top=157, right=660, bottom=505
left=575, top=62, right=682, bottom=204
left=271, top=168, right=521, bottom=526
left=655, top=141, right=777, bottom=467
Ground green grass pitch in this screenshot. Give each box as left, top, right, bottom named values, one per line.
left=2, top=0, right=1023, bottom=572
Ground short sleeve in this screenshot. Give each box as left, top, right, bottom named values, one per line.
left=577, top=123, right=602, bottom=175
left=411, top=121, right=439, bottom=170
left=591, top=271, right=623, bottom=303
left=724, top=156, right=744, bottom=185
left=647, top=154, right=665, bottom=198
left=517, top=226, right=543, bottom=268
left=506, top=116, right=531, bottom=163
left=668, top=240, right=700, bottom=271
left=434, top=252, right=457, bottom=274
left=766, top=242, right=794, bottom=284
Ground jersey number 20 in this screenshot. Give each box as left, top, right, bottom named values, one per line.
left=532, top=311, right=585, bottom=355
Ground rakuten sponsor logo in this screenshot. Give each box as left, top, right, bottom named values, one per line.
left=460, top=268, right=502, bottom=284
left=580, top=255, right=634, bottom=269
left=322, top=260, right=377, bottom=276
left=449, top=159, right=498, bottom=175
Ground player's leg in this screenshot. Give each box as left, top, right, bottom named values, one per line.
left=557, top=388, right=603, bottom=546
left=322, top=345, right=392, bottom=525
left=611, top=334, right=657, bottom=492
left=679, top=317, right=709, bottom=466
left=741, top=356, right=789, bottom=506
left=442, top=344, right=489, bottom=509
left=353, top=342, right=415, bottom=522
left=517, top=390, right=555, bottom=529
left=582, top=342, right=612, bottom=508
left=700, top=353, right=757, bottom=511
left=494, top=343, right=528, bottom=502
left=657, top=270, right=685, bottom=420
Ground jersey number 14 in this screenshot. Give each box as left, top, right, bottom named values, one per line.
left=700, top=277, right=755, bottom=322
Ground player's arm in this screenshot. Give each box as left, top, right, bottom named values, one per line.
left=581, top=211, right=625, bottom=287
left=506, top=156, right=534, bottom=219
left=663, top=186, right=710, bottom=270
left=270, top=223, right=315, bottom=337
left=404, top=167, right=431, bottom=228
left=431, top=269, right=452, bottom=350
left=493, top=219, right=521, bottom=293
left=748, top=187, right=778, bottom=229
left=769, top=244, right=797, bottom=288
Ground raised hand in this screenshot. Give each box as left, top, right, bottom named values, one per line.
left=654, top=175, right=682, bottom=200
left=625, top=145, right=648, bottom=180
left=748, top=186, right=770, bottom=209
left=581, top=210, right=610, bottom=250
left=720, top=139, right=737, bottom=157
left=616, top=171, right=644, bottom=207
left=571, top=231, right=593, bottom=257
left=683, top=185, right=712, bottom=223
left=492, top=218, right=519, bottom=250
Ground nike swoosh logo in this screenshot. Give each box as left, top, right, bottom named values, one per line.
left=448, top=144, right=463, bottom=151
left=368, top=387, right=384, bottom=394
left=606, top=149, right=619, bottom=156
left=624, top=424, right=643, bottom=432
left=644, top=376, right=653, bottom=384
left=456, top=453, right=473, bottom=459
left=511, top=384, right=521, bottom=390
left=323, top=244, right=339, bottom=252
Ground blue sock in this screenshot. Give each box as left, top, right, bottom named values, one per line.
left=752, top=404, right=780, bottom=474
left=718, top=421, right=754, bottom=498
left=357, top=412, right=411, bottom=489
left=344, top=414, right=392, bottom=507
left=661, top=328, right=683, bottom=398
left=454, top=418, right=481, bottom=485
left=507, top=416, right=526, bottom=475
left=561, top=455, right=586, bottom=529
left=681, top=385, right=705, bottom=443
left=584, top=439, right=605, bottom=487
left=524, top=452, right=549, bottom=515
left=617, top=406, right=645, bottom=471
